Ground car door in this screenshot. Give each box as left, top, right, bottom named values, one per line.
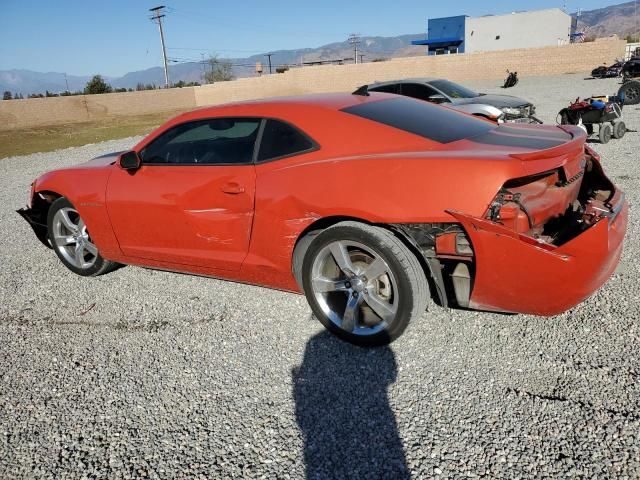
left=105, top=117, right=261, bottom=271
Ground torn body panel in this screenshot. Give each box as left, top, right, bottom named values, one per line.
left=448, top=191, right=627, bottom=315
left=16, top=206, right=50, bottom=248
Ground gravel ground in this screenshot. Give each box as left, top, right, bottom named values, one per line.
left=0, top=73, right=638, bottom=479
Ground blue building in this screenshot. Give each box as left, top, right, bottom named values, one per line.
left=412, top=15, right=467, bottom=56
left=412, top=9, right=572, bottom=56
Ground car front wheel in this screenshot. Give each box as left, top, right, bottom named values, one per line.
left=301, top=222, right=429, bottom=346
left=47, top=197, right=117, bottom=276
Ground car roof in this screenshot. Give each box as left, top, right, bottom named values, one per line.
left=368, top=78, right=441, bottom=87
left=183, top=92, right=391, bottom=119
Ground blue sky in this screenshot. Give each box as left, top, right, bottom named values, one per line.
left=0, top=0, right=626, bottom=77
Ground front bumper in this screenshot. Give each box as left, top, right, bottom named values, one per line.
left=448, top=193, right=628, bottom=316
left=17, top=207, right=51, bottom=248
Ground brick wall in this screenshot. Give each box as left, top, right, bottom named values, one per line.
left=0, top=87, right=197, bottom=130
left=0, top=38, right=625, bottom=131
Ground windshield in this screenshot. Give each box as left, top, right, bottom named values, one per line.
left=430, top=80, right=479, bottom=99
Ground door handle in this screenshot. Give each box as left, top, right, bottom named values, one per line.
left=221, top=182, right=245, bottom=194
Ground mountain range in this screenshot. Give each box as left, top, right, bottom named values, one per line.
left=574, top=0, right=640, bottom=38
left=2, top=1, right=638, bottom=96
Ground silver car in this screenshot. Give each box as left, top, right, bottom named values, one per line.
left=364, top=78, right=541, bottom=123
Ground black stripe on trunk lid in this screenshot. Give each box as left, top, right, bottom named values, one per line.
left=470, top=131, right=566, bottom=150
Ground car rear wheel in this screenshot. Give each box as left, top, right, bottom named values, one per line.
left=47, top=197, right=117, bottom=277
left=618, top=80, right=640, bottom=105
left=301, top=222, right=428, bottom=346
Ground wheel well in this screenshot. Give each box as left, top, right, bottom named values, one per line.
left=291, top=216, right=444, bottom=305
left=32, top=190, right=62, bottom=216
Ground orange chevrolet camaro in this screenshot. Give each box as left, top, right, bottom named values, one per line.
left=18, top=92, right=628, bottom=346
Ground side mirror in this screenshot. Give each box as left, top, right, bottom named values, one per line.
left=119, top=151, right=141, bottom=171
left=428, top=94, right=448, bottom=104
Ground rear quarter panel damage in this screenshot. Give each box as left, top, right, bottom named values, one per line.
left=241, top=152, right=525, bottom=290
left=449, top=204, right=628, bottom=316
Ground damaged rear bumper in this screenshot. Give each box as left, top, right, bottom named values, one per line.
left=17, top=207, right=51, bottom=248
left=447, top=193, right=628, bottom=316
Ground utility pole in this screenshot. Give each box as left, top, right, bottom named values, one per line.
left=349, top=33, right=361, bottom=64
left=149, top=6, right=170, bottom=88
left=64, top=73, right=70, bottom=92
left=200, top=53, right=206, bottom=83
left=265, top=53, right=273, bottom=74
left=359, top=54, right=365, bottom=64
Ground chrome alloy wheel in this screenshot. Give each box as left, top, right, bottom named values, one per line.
left=311, top=240, right=398, bottom=335
left=51, top=207, right=99, bottom=270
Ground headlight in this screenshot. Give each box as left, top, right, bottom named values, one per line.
left=501, top=107, right=521, bottom=116
left=27, top=182, right=35, bottom=208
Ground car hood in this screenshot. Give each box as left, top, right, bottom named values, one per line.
left=78, top=150, right=125, bottom=169
left=451, top=94, right=530, bottom=108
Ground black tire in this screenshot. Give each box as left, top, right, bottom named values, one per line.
left=301, top=221, right=429, bottom=347
left=599, top=123, right=612, bottom=144
left=292, top=229, right=321, bottom=289
left=618, top=80, right=640, bottom=106
left=613, top=121, right=626, bottom=139
left=585, top=124, right=594, bottom=136
left=47, top=197, right=118, bottom=277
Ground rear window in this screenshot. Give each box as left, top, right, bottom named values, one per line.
left=341, top=97, right=494, bottom=144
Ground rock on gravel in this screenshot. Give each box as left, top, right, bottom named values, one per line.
left=0, top=74, right=639, bottom=479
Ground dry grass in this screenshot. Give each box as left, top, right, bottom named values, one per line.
left=0, top=110, right=188, bottom=159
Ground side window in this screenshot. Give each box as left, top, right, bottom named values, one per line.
left=140, top=118, right=261, bottom=165
left=257, top=119, right=316, bottom=162
left=400, top=83, right=442, bottom=102
left=369, top=83, right=399, bottom=94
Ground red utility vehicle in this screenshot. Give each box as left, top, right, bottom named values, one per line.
left=18, top=93, right=627, bottom=346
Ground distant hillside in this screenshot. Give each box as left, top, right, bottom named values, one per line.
left=574, top=1, right=640, bottom=38
left=0, top=34, right=424, bottom=96
left=0, top=70, right=94, bottom=97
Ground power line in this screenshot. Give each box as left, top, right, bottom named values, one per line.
left=149, top=6, right=170, bottom=88
left=164, top=6, right=352, bottom=38
left=167, top=47, right=266, bottom=53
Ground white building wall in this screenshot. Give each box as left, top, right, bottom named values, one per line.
left=464, top=9, right=571, bottom=53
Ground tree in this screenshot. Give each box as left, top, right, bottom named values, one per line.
left=84, top=75, right=113, bottom=95
left=204, top=55, right=234, bottom=84
left=3, top=91, right=12, bottom=100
